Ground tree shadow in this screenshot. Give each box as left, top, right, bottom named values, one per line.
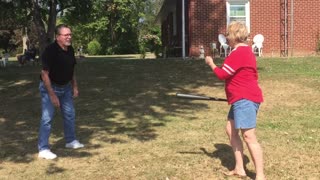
left=46, top=163, right=66, bottom=175
left=0, top=58, right=226, bottom=165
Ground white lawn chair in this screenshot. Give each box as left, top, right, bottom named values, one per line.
left=252, top=34, right=264, bottom=57
left=218, top=34, right=230, bottom=57
left=0, top=53, right=8, bottom=67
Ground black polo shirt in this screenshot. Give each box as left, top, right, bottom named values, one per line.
left=41, top=41, right=76, bottom=85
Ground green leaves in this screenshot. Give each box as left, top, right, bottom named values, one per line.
left=1, top=0, right=162, bottom=55
left=61, top=0, right=157, bottom=54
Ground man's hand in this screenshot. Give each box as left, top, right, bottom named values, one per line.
left=71, top=75, right=79, bottom=98
left=41, top=70, right=60, bottom=107
left=49, top=93, right=60, bottom=107
left=73, top=86, right=79, bottom=98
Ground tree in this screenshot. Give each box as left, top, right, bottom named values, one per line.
left=138, top=0, right=163, bottom=57
left=0, top=0, right=163, bottom=56
left=0, top=0, right=93, bottom=56
left=0, top=1, right=29, bottom=30
left=31, top=0, right=93, bottom=56
left=60, top=0, right=145, bottom=54
left=0, top=1, right=30, bottom=53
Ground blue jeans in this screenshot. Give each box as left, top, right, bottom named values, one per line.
left=38, top=81, right=76, bottom=151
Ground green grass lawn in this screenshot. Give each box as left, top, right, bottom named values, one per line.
left=0, top=56, right=319, bottom=179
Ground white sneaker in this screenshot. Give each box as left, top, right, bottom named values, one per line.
left=65, top=140, right=84, bottom=149
left=38, top=150, right=57, bottom=160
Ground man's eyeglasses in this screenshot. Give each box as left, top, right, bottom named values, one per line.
left=59, top=34, right=72, bottom=37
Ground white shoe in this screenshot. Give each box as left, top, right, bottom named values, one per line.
left=38, top=150, right=57, bottom=160
left=65, top=140, right=84, bottom=149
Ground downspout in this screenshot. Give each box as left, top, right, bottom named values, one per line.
left=290, top=0, right=294, bottom=57
left=285, top=0, right=288, bottom=57
left=182, top=0, right=186, bottom=59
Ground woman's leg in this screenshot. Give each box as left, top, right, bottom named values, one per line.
left=226, top=119, right=246, bottom=176
left=242, top=128, right=265, bottom=180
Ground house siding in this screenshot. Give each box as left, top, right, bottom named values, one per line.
left=250, top=0, right=320, bottom=56
left=250, top=0, right=281, bottom=56
left=189, top=0, right=227, bottom=57
left=159, top=0, right=320, bottom=57
left=291, top=0, right=320, bottom=55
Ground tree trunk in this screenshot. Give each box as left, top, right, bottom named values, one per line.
left=32, top=0, right=57, bottom=60
left=47, top=0, right=57, bottom=42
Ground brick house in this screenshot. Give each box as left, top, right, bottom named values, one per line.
left=156, top=0, right=320, bottom=58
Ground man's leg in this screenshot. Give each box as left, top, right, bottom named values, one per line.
left=38, top=82, right=55, bottom=151
left=59, top=85, right=76, bottom=143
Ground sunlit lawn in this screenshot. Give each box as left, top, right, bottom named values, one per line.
left=0, top=56, right=320, bottom=179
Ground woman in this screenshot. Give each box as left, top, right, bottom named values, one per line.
left=205, top=21, right=265, bottom=180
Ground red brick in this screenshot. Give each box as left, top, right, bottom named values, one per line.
left=160, top=0, right=320, bottom=57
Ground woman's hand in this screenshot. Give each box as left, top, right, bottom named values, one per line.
left=205, top=56, right=217, bottom=69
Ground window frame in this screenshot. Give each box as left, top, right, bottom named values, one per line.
left=226, top=0, right=250, bottom=32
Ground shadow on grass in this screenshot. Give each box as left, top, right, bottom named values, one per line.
left=201, top=144, right=255, bottom=179
left=46, top=163, right=65, bottom=174
left=0, top=57, right=225, bottom=164
left=177, top=144, right=255, bottom=178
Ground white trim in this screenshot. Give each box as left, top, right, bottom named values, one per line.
left=222, top=66, right=234, bottom=75
left=226, top=0, right=250, bottom=32
left=224, top=64, right=235, bottom=73
left=182, top=0, right=186, bottom=59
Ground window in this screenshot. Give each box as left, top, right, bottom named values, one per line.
left=226, top=0, right=250, bottom=32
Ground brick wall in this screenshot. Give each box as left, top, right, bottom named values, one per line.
left=187, top=0, right=320, bottom=57
left=189, top=0, right=227, bottom=57
left=290, top=0, right=320, bottom=56
left=251, top=0, right=320, bottom=56
left=250, top=0, right=280, bottom=56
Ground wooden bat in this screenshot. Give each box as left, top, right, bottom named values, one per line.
left=176, top=93, right=227, bottom=102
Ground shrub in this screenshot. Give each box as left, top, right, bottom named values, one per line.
left=139, top=34, right=162, bottom=59
left=87, top=40, right=102, bottom=55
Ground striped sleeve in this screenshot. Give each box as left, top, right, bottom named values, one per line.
left=222, top=64, right=236, bottom=76
left=213, top=49, right=241, bottom=80
left=213, top=63, right=234, bottom=80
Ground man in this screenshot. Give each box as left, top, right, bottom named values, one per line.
left=38, top=24, right=84, bottom=160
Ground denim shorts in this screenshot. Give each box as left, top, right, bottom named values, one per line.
left=228, top=99, right=260, bottom=129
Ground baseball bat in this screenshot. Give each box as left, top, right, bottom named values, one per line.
left=176, top=93, right=227, bottom=101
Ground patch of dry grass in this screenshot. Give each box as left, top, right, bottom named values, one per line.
left=0, top=57, right=319, bottom=179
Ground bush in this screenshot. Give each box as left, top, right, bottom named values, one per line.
left=139, top=34, right=162, bottom=59
left=87, top=40, right=102, bottom=55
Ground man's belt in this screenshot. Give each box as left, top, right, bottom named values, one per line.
left=51, top=82, right=70, bottom=87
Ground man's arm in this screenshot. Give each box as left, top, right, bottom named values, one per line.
left=71, top=74, right=79, bottom=98
left=41, top=70, right=60, bottom=107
